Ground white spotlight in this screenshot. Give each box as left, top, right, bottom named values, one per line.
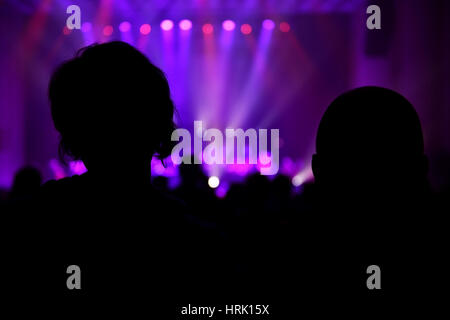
left=292, top=174, right=305, bottom=187
left=208, top=176, right=220, bottom=189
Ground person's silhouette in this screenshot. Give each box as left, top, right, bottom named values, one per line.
left=48, top=41, right=175, bottom=188
left=306, top=86, right=444, bottom=314
left=5, top=42, right=225, bottom=316
left=312, top=86, right=428, bottom=204
left=9, top=166, right=42, bottom=201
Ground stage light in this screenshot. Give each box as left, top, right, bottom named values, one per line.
left=280, top=22, right=290, bottom=32
left=292, top=168, right=313, bottom=187
left=81, top=22, right=92, bottom=33
left=222, top=20, right=235, bottom=31
left=208, top=176, right=220, bottom=189
left=160, top=19, right=174, bottom=31
left=179, top=19, right=192, bottom=31
left=262, top=19, right=275, bottom=30
left=140, top=24, right=151, bottom=35
left=62, top=26, right=71, bottom=36
left=202, top=23, right=214, bottom=35
left=119, top=21, right=131, bottom=32
left=240, top=24, right=252, bottom=35
left=103, top=25, right=113, bottom=36
left=292, top=174, right=304, bottom=187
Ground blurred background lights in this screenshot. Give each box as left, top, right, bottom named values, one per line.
left=62, top=26, right=71, bottom=35
left=179, top=19, right=192, bottom=31
left=208, top=176, right=220, bottom=188
left=68, top=19, right=291, bottom=37
left=280, top=21, right=290, bottom=32
left=81, top=22, right=92, bottom=33
left=202, top=23, right=214, bottom=34
left=262, top=19, right=275, bottom=30
left=103, top=25, right=113, bottom=36
left=140, top=24, right=151, bottom=35
left=160, top=19, right=174, bottom=31
left=222, top=20, right=235, bottom=31
left=291, top=168, right=313, bottom=187
left=292, top=174, right=304, bottom=187
left=119, top=21, right=131, bottom=32
left=240, top=23, right=252, bottom=35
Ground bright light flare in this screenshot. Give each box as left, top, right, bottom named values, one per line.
left=222, top=20, right=235, bottom=31
left=179, top=19, right=192, bottom=31
left=161, top=19, right=174, bottom=31
left=208, top=176, right=220, bottom=188
left=292, top=168, right=313, bottom=187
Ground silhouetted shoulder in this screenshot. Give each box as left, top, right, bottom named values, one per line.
left=40, top=174, right=85, bottom=198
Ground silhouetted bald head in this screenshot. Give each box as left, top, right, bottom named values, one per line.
left=316, top=87, right=424, bottom=157
left=313, top=87, right=427, bottom=198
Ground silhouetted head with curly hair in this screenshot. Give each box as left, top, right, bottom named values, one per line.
left=49, top=41, right=175, bottom=179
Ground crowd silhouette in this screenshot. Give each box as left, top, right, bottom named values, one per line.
left=1, top=41, right=448, bottom=317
